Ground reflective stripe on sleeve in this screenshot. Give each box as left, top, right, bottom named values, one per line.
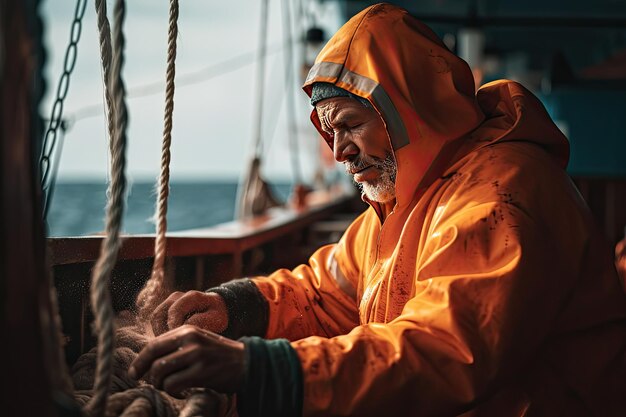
left=327, top=246, right=357, bottom=300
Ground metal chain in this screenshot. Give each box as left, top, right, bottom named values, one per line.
left=40, top=0, right=87, bottom=219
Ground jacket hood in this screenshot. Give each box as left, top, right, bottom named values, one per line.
left=471, top=80, right=569, bottom=169
left=303, top=3, right=569, bottom=210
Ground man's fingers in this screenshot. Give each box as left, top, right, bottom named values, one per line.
left=162, top=362, right=205, bottom=398
left=146, top=347, right=194, bottom=390
left=185, top=311, right=228, bottom=334
left=150, top=292, right=184, bottom=336
left=128, top=325, right=244, bottom=395
left=129, top=330, right=183, bottom=379
left=167, top=291, right=211, bottom=330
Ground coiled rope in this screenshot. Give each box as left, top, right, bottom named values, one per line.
left=86, top=0, right=128, bottom=415
left=136, top=0, right=179, bottom=320
left=72, top=312, right=234, bottom=416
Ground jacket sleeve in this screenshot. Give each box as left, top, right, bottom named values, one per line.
left=250, top=212, right=371, bottom=341
left=290, top=203, right=583, bottom=416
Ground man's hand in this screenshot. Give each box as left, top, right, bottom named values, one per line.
left=150, top=291, right=228, bottom=336
left=128, top=325, right=245, bottom=397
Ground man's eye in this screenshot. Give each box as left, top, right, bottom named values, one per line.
left=348, top=123, right=363, bottom=130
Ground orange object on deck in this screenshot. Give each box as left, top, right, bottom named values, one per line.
left=616, top=237, right=626, bottom=290
left=252, top=4, right=626, bottom=416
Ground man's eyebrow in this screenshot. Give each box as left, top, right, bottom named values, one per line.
left=318, top=105, right=362, bottom=134
left=319, top=111, right=334, bottom=134
left=330, top=108, right=360, bottom=126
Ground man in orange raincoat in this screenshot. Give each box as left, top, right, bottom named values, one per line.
left=130, top=4, right=626, bottom=416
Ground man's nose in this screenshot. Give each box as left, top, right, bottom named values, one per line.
left=333, top=132, right=359, bottom=162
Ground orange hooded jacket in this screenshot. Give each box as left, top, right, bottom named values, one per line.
left=251, top=4, right=626, bottom=416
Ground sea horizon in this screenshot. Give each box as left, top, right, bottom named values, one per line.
left=47, top=180, right=292, bottom=237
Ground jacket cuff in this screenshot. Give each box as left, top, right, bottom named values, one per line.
left=206, top=278, right=268, bottom=339
left=236, top=337, right=303, bottom=417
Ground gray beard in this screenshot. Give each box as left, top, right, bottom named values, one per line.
left=345, top=152, right=397, bottom=203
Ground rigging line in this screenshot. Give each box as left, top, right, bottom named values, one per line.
left=256, top=5, right=299, bottom=171
left=300, top=0, right=317, bottom=27
left=295, top=0, right=309, bottom=45
left=252, top=0, right=270, bottom=158
left=261, top=20, right=302, bottom=157
left=282, top=0, right=303, bottom=185
left=235, top=0, right=272, bottom=221
left=67, top=41, right=288, bottom=123
left=258, top=52, right=288, bottom=155
left=130, top=41, right=288, bottom=97
left=244, top=33, right=304, bottom=162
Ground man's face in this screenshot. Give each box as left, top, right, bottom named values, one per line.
left=316, top=97, right=396, bottom=203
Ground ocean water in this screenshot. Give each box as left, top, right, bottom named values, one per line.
left=47, top=181, right=291, bottom=237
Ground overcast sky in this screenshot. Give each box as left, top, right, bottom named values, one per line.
left=41, top=0, right=343, bottom=182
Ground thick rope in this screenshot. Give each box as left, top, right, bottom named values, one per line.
left=130, top=2, right=223, bottom=413
left=72, top=312, right=236, bottom=416
left=86, top=0, right=128, bottom=416
left=94, top=0, right=116, bottom=154
left=136, top=0, right=179, bottom=320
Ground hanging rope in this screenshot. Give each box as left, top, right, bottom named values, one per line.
left=128, top=1, right=224, bottom=413
left=136, top=0, right=179, bottom=319
left=86, top=0, right=128, bottom=415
